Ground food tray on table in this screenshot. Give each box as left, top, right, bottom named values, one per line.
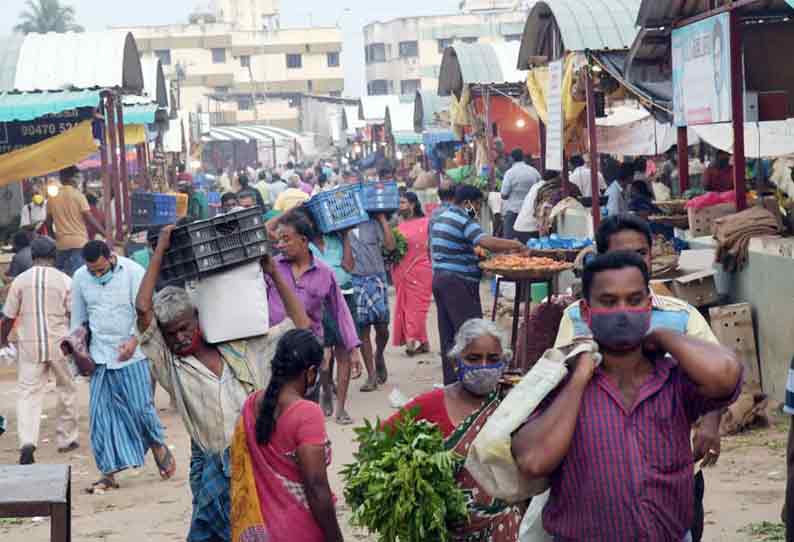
left=527, top=248, right=581, bottom=263
left=480, top=255, right=574, bottom=281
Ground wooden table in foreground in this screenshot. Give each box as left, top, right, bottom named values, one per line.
left=0, top=464, right=71, bottom=541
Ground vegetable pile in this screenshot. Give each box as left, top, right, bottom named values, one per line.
left=341, top=410, right=469, bottom=542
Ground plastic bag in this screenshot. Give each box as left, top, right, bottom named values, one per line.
left=519, top=490, right=553, bottom=542
left=465, top=342, right=600, bottom=503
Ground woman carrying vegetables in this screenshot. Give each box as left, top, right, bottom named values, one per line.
left=385, top=318, right=527, bottom=541
left=230, top=330, right=344, bottom=542
left=392, top=192, right=433, bottom=356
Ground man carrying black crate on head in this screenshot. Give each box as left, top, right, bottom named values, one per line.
left=350, top=209, right=396, bottom=392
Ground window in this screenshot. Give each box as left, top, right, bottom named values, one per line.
left=400, top=79, right=421, bottom=95
left=214, top=86, right=230, bottom=94
left=154, top=49, right=171, bottom=66
left=286, top=53, right=303, bottom=69
left=398, top=41, right=419, bottom=58
left=367, top=80, right=390, bottom=96
left=211, top=48, right=227, bottom=64
left=329, top=90, right=342, bottom=97
left=365, top=43, right=386, bottom=64
left=437, top=38, right=453, bottom=53
left=504, top=34, right=522, bottom=43
left=461, top=37, right=478, bottom=44
left=239, top=55, right=251, bottom=68
left=327, top=52, right=340, bottom=67
left=238, top=96, right=253, bottom=110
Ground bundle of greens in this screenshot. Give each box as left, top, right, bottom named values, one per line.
left=383, top=227, right=408, bottom=265
left=341, top=410, right=469, bottom=542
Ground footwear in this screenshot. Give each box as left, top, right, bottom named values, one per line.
left=351, top=360, right=363, bottom=380
left=415, top=342, right=430, bottom=355
left=153, top=445, right=177, bottom=480
left=375, top=360, right=388, bottom=385
left=19, top=445, right=35, bottom=465
left=85, top=477, right=119, bottom=494
left=58, top=441, right=80, bottom=454
left=360, top=379, right=378, bottom=393
left=335, top=411, right=354, bottom=426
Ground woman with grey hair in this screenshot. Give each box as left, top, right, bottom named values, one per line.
left=385, top=318, right=527, bottom=542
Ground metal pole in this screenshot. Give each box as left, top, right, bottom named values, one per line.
left=105, top=94, right=124, bottom=241
left=677, top=127, right=690, bottom=193
left=539, top=120, right=547, bottom=172
left=116, top=98, right=131, bottom=237
left=98, top=95, right=112, bottom=237
left=272, top=137, right=277, bottom=168
left=584, top=65, right=601, bottom=230
left=730, top=10, right=747, bottom=211
left=561, top=150, right=570, bottom=197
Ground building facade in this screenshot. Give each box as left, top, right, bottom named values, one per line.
left=212, top=0, right=280, bottom=29
left=118, top=16, right=343, bottom=131
left=363, top=5, right=528, bottom=96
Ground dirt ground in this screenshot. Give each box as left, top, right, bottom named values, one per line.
left=0, top=299, right=788, bottom=542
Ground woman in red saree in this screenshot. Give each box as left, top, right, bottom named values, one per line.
left=385, top=319, right=527, bottom=541
left=392, top=192, right=433, bottom=356
left=231, top=329, right=343, bottom=542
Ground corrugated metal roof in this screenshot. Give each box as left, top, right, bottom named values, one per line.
left=360, top=95, right=401, bottom=123
left=438, top=42, right=525, bottom=97
left=343, top=105, right=365, bottom=133
left=414, top=90, right=451, bottom=132
left=140, top=56, right=168, bottom=109
left=202, top=125, right=301, bottom=144
left=518, top=0, right=642, bottom=67
left=386, top=103, right=415, bottom=134
left=11, top=31, right=143, bottom=93
left=0, top=89, right=101, bottom=122
left=636, top=0, right=794, bottom=28
left=0, top=36, right=23, bottom=91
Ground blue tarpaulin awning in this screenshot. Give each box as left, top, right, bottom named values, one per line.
left=0, top=89, right=101, bottom=122
left=122, top=102, right=157, bottom=125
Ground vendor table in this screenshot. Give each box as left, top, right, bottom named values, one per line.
left=0, top=464, right=71, bottom=541
left=490, top=271, right=562, bottom=372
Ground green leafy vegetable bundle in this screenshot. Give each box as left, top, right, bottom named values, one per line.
left=341, top=410, right=469, bottom=542
left=383, top=227, right=408, bottom=265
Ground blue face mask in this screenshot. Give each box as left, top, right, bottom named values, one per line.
left=457, top=359, right=505, bottom=396
left=93, top=262, right=115, bottom=286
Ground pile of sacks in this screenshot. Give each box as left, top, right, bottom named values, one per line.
left=713, top=206, right=781, bottom=272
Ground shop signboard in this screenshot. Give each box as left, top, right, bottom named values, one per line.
left=672, top=12, right=732, bottom=127
left=546, top=59, right=564, bottom=171
left=0, top=108, right=95, bottom=155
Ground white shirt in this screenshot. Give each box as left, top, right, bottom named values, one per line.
left=514, top=181, right=546, bottom=233
left=20, top=202, right=47, bottom=227
left=501, top=162, right=541, bottom=214
left=569, top=166, right=607, bottom=198
left=605, top=181, right=627, bottom=216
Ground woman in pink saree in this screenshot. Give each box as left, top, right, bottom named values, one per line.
left=392, top=192, right=433, bottom=356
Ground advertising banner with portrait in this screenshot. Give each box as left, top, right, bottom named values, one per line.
left=672, top=12, right=732, bottom=127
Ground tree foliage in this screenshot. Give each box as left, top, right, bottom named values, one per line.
left=14, top=0, right=84, bottom=35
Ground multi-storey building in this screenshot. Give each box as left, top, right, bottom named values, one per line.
left=117, top=7, right=343, bottom=132
left=212, top=0, right=280, bottom=30
left=363, top=2, right=528, bottom=97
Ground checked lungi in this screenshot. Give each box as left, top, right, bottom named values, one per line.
left=89, top=360, right=166, bottom=475
left=189, top=440, right=231, bottom=542
left=352, top=273, right=390, bottom=328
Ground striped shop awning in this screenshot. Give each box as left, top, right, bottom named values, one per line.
left=201, top=125, right=300, bottom=144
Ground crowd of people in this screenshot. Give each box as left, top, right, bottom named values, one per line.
left=0, top=148, right=761, bottom=542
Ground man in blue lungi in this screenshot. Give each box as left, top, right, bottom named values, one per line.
left=72, top=241, right=175, bottom=493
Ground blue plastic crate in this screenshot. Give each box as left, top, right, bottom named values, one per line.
left=207, top=191, right=221, bottom=207
left=131, top=193, right=155, bottom=226
left=153, top=193, right=177, bottom=225
left=306, top=184, right=369, bottom=234
left=361, top=180, right=400, bottom=212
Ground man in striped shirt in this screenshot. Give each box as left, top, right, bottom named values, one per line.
left=430, top=185, right=526, bottom=384
left=512, top=251, right=742, bottom=541
left=1, top=237, right=77, bottom=465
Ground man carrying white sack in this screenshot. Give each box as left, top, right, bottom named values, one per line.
left=135, top=224, right=311, bottom=542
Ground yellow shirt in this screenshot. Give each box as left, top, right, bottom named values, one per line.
left=554, top=294, right=719, bottom=348
left=273, top=188, right=310, bottom=212
left=47, top=185, right=90, bottom=250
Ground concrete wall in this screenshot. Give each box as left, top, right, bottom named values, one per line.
left=690, top=236, right=794, bottom=404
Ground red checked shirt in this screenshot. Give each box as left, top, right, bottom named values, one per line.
left=540, top=356, right=741, bottom=541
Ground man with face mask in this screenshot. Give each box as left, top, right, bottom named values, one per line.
left=135, top=225, right=311, bottom=542
left=20, top=190, right=47, bottom=229
left=512, top=251, right=742, bottom=542
left=430, top=185, right=527, bottom=385
left=71, top=240, right=175, bottom=493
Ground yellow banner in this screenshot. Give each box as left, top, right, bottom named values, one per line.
left=124, top=124, right=147, bottom=146
left=0, top=120, right=98, bottom=186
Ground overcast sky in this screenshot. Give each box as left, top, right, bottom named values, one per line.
left=1, top=0, right=461, bottom=96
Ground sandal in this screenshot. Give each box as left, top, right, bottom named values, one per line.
left=335, top=412, right=354, bottom=426
left=360, top=380, right=378, bottom=393
left=415, top=343, right=430, bottom=355
left=154, top=445, right=177, bottom=480
left=86, top=477, right=119, bottom=494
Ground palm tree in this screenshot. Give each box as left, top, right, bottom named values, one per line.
left=14, top=0, right=84, bottom=34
